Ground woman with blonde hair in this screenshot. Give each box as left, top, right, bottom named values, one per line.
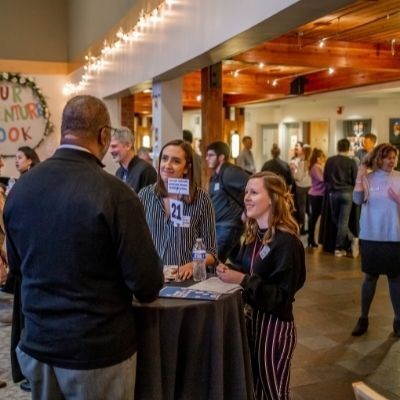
left=217, top=171, right=306, bottom=399
left=352, top=143, right=400, bottom=337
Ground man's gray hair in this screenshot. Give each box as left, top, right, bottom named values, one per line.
left=112, top=127, right=135, bottom=147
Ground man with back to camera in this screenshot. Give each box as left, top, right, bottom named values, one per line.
left=236, top=135, right=256, bottom=173
left=261, top=143, right=294, bottom=189
left=4, top=95, right=164, bottom=400
left=324, top=138, right=358, bottom=257
left=206, top=141, right=249, bottom=263
left=109, top=126, right=157, bottom=193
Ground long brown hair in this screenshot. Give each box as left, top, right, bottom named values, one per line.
left=244, top=171, right=299, bottom=244
left=155, top=139, right=197, bottom=204
left=308, top=148, right=325, bottom=172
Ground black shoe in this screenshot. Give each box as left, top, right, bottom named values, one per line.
left=20, top=380, right=31, bottom=392
left=393, top=320, right=400, bottom=337
left=0, top=380, right=6, bottom=388
left=351, top=317, right=368, bottom=336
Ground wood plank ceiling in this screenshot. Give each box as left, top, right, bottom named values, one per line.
left=135, top=0, right=400, bottom=114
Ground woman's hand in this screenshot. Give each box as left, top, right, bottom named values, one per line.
left=388, top=187, right=400, bottom=205
left=216, top=263, right=244, bottom=284
left=178, top=262, right=193, bottom=280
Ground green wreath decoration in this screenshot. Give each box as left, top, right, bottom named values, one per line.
left=0, top=72, right=54, bottom=158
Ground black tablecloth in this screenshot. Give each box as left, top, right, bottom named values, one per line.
left=132, top=290, right=253, bottom=400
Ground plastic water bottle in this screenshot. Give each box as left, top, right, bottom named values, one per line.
left=192, top=238, right=207, bottom=282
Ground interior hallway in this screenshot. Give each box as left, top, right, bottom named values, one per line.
left=0, top=248, right=399, bottom=399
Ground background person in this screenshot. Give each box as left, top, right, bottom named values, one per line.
left=351, top=143, right=400, bottom=337
left=236, top=136, right=256, bottom=173
left=323, top=138, right=358, bottom=256
left=137, top=146, right=154, bottom=165
left=110, top=126, right=157, bottom=193
left=183, top=129, right=202, bottom=187
left=217, top=171, right=306, bottom=400
left=307, top=148, right=326, bottom=248
left=261, top=143, right=293, bottom=189
left=4, top=95, right=164, bottom=399
left=15, top=146, right=40, bottom=175
left=206, top=141, right=249, bottom=263
left=290, top=142, right=311, bottom=234
left=355, top=132, right=377, bottom=164
left=139, top=139, right=217, bottom=280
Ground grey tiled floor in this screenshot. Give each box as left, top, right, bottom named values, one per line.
left=0, top=248, right=399, bottom=399
left=291, top=248, right=400, bottom=400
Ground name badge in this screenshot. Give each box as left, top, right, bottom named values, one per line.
left=259, top=245, right=270, bottom=259
left=174, top=215, right=191, bottom=228
left=214, top=182, right=220, bottom=191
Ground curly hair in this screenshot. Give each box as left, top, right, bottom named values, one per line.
left=244, top=171, right=299, bottom=244
left=362, top=143, right=399, bottom=171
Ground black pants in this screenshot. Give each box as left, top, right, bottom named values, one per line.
left=308, top=194, right=323, bottom=246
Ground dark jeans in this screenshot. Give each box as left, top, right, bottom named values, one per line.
left=308, top=194, right=323, bottom=246
left=216, top=224, right=244, bottom=263
left=295, top=186, right=310, bottom=232
left=329, top=190, right=353, bottom=250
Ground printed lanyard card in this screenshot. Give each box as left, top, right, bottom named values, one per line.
left=168, top=178, right=189, bottom=195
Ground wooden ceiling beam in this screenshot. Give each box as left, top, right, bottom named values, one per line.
left=233, top=39, right=400, bottom=71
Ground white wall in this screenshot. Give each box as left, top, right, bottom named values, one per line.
left=245, top=93, right=400, bottom=169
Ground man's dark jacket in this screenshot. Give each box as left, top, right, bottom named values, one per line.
left=5, top=148, right=163, bottom=370
left=209, top=162, right=249, bottom=226
left=116, top=155, right=156, bottom=193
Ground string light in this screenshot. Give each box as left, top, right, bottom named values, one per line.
left=63, top=0, right=177, bottom=96
left=328, top=67, right=335, bottom=75
left=258, top=62, right=265, bottom=69
left=318, top=38, right=326, bottom=48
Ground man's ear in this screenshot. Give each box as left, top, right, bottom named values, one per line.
left=99, top=127, right=109, bottom=146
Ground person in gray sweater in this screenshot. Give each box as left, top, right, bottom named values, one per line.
left=351, top=143, right=400, bottom=337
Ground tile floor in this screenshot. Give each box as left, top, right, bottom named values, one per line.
left=0, top=248, right=399, bottom=399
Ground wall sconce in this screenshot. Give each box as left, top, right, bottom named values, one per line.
left=142, top=134, right=151, bottom=148
left=231, top=131, right=240, bottom=159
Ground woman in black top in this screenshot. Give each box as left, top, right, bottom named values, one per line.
left=217, top=171, right=306, bottom=400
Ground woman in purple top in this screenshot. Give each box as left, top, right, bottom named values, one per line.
left=307, top=148, right=326, bottom=248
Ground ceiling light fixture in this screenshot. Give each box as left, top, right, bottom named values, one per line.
left=318, top=38, right=326, bottom=48
left=328, top=67, right=335, bottom=75
left=258, top=62, right=265, bottom=69
left=391, top=39, right=396, bottom=56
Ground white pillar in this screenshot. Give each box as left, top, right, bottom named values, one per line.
left=152, top=78, right=182, bottom=159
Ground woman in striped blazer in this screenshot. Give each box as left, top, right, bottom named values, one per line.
left=139, top=139, right=217, bottom=280
left=217, top=171, right=306, bottom=400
